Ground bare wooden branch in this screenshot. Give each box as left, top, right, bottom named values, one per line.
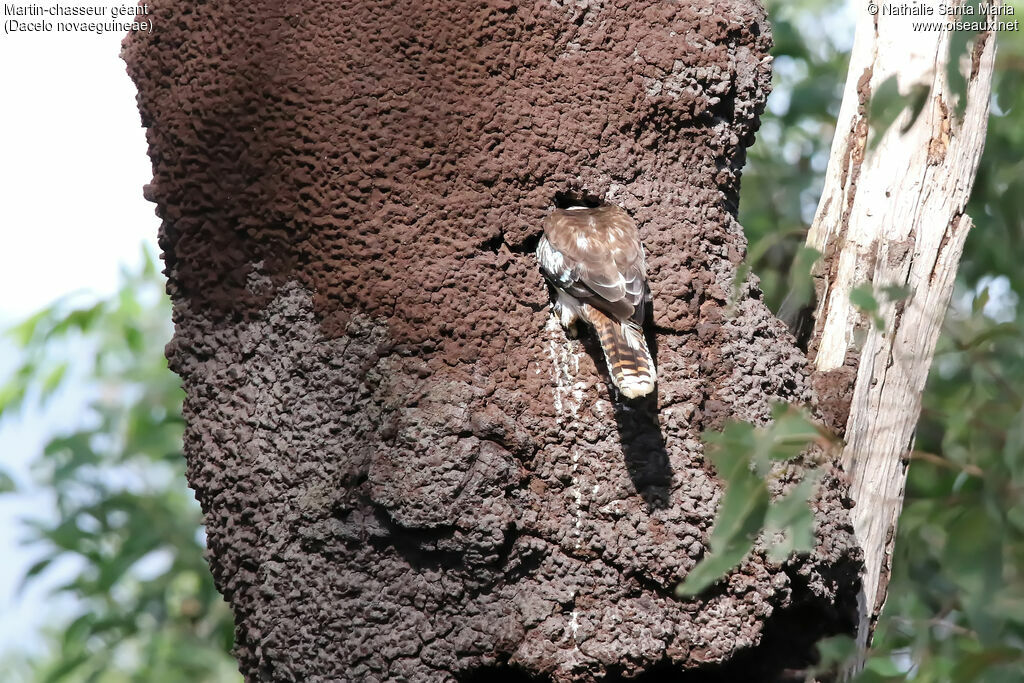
left=805, top=1, right=999, bottom=669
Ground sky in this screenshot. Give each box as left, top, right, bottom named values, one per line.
left=0, top=11, right=160, bottom=656
left=0, top=21, right=158, bottom=319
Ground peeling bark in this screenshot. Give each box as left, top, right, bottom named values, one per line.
left=803, top=3, right=997, bottom=670
left=124, top=1, right=861, bottom=680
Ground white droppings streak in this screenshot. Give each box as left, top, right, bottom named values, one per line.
left=544, top=316, right=587, bottom=551
left=560, top=595, right=583, bottom=666
left=545, top=317, right=569, bottom=413
left=572, top=474, right=583, bottom=544
left=546, top=316, right=589, bottom=663
left=545, top=316, right=582, bottom=417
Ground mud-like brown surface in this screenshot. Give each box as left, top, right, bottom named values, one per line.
left=124, top=1, right=859, bottom=680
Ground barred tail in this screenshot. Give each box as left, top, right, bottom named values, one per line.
left=585, top=305, right=656, bottom=399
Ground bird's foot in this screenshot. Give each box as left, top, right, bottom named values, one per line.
left=558, top=305, right=579, bottom=338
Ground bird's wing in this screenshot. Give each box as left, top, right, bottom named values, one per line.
left=537, top=205, right=647, bottom=323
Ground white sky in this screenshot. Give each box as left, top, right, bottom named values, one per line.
left=0, top=9, right=160, bottom=657
left=0, top=17, right=158, bottom=320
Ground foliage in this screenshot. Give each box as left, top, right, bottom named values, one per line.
left=678, top=405, right=829, bottom=596
left=961, top=12, right=1024, bottom=299
left=872, top=287, right=1024, bottom=681
left=0, top=248, right=239, bottom=682
left=866, top=75, right=930, bottom=150
left=741, top=1, right=1024, bottom=679
left=740, top=0, right=854, bottom=313
left=849, top=283, right=913, bottom=332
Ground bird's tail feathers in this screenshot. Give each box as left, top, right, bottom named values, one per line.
left=585, top=305, right=656, bottom=399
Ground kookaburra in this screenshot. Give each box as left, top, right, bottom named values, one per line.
left=536, top=202, right=656, bottom=399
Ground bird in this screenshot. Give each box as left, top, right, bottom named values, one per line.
left=536, top=201, right=656, bottom=399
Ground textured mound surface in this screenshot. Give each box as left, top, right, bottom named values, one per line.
left=124, top=0, right=859, bottom=680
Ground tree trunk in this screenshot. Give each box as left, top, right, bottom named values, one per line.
left=802, top=4, right=997, bottom=673
left=124, top=1, right=863, bottom=680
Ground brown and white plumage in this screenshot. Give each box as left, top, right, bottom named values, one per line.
left=536, top=203, right=656, bottom=399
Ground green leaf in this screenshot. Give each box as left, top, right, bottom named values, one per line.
left=39, top=362, right=69, bottom=403
left=0, top=379, right=28, bottom=418
left=45, top=302, right=105, bottom=340
left=850, top=284, right=879, bottom=313
left=962, top=322, right=1020, bottom=349
left=951, top=646, right=1023, bottom=682
left=879, top=284, right=912, bottom=303
left=864, top=655, right=907, bottom=677
left=766, top=404, right=824, bottom=461
left=903, top=84, right=931, bottom=133
left=676, top=478, right=768, bottom=595
left=765, top=473, right=820, bottom=561
left=973, top=286, right=990, bottom=314
left=679, top=403, right=824, bottom=596
left=813, top=634, right=858, bottom=675
left=869, top=76, right=903, bottom=137
left=713, top=473, right=771, bottom=548
left=850, top=284, right=886, bottom=330
left=41, top=651, right=91, bottom=683
left=867, top=77, right=929, bottom=150
left=7, top=307, right=53, bottom=347
left=678, top=445, right=770, bottom=595
left=867, top=72, right=931, bottom=150
left=1004, top=407, right=1024, bottom=479
left=0, top=469, right=16, bottom=494
left=676, top=534, right=759, bottom=597
left=17, top=556, right=54, bottom=594
left=3, top=243, right=238, bottom=679
left=124, top=324, right=144, bottom=353
left=946, top=8, right=980, bottom=120
left=728, top=262, right=753, bottom=314
left=62, top=612, right=98, bottom=649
